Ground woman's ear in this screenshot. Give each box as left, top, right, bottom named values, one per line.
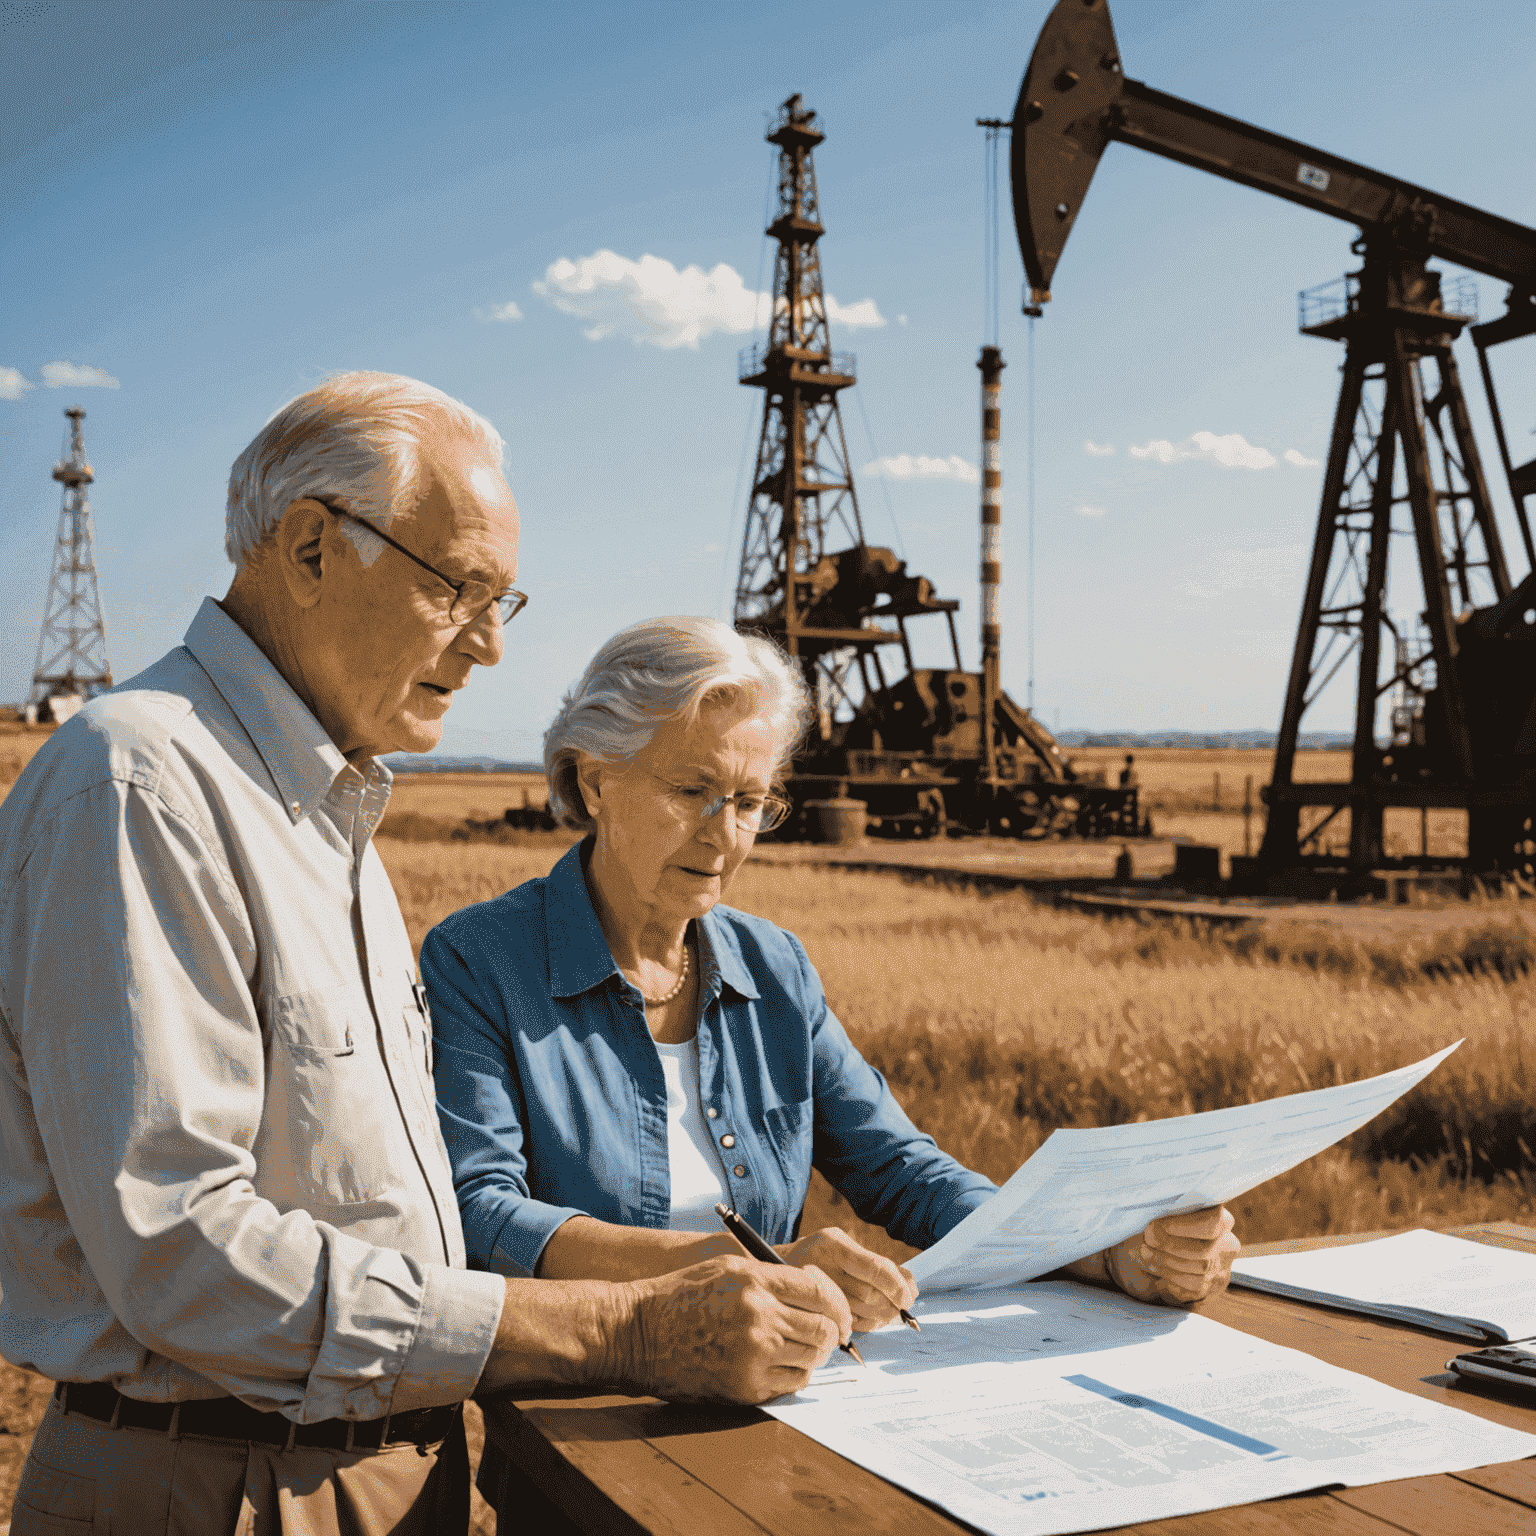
left=574, top=755, right=604, bottom=822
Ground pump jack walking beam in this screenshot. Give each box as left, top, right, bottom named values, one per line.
left=1005, top=0, right=1536, bottom=878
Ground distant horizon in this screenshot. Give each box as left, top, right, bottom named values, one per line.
left=382, top=727, right=1355, bottom=775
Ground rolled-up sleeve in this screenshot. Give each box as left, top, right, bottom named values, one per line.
left=788, top=935, right=997, bottom=1250
left=422, top=928, right=589, bottom=1280
left=0, top=781, right=505, bottom=1421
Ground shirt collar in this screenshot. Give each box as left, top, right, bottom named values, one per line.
left=182, top=597, right=356, bottom=824
left=697, top=906, right=761, bottom=1001
left=543, top=839, right=761, bottom=1002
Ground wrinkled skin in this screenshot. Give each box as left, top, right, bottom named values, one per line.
left=614, top=1255, right=853, bottom=1403
left=1103, top=1206, right=1241, bottom=1307
left=778, top=1227, right=920, bottom=1332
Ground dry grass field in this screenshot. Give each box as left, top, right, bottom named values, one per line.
left=379, top=839, right=1535, bottom=1259
left=1068, top=746, right=1469, bottom=862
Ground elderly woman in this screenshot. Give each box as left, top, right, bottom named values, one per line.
left=423, top=616, right=1239, bottom=1506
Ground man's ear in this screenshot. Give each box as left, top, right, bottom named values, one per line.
left=274, top=499, right=335, bottom=611
left=574, top=755, right=605, bottom=821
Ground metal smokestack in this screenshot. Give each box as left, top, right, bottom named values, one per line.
left=978, top=344, right=1005, bottom=784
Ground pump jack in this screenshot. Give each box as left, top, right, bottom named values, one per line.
left=1009, top=0, right=1536, bottom=881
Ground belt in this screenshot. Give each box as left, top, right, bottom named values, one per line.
left=55, top=1382, right=459, bottom=1453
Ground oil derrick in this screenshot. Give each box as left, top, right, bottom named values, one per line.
left=733, top=94, right=1136, bottom=843
left=1259, top=254, right=1521, bottom=871
left=735, top=94, right=945, bottom=737
left=29, top=407, right=112, bottom=712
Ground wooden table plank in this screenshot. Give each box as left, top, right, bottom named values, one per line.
left=483, top=1222, right=1536, bottom=1535
left=482, top=1390, right=776, bottom=1536
left=1450, top=1459, right=1536, bottom=1509
left=511, top=1396, right=967, bottom=1535
left=1124, top=1499, right=1414, bottom=1535
left=1331, top=1472, right=1536, bottom=1536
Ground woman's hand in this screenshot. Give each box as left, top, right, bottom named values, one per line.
left=1104, top=1206, right=1240, bottom=1307
left=777, top=1226, right=919, bottom=1332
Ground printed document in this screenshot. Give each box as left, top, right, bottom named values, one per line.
left=1232, top=1228, right=1536, bottom=1342
left=909, top=1041, right=1459, bottom=1292
left=763, top=1281, right=1536, bottom=1536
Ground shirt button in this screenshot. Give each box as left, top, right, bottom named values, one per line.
left=733, top=1164, right=747, bottom=1178
left=706, top=1107, right=718, bottom=1119
left=720, top=1134, right=735, bottom=1149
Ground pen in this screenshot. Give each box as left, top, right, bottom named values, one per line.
left=715, top=1203, right=874, bottom=1364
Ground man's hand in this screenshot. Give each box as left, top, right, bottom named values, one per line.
left=778, top=1227, right=919, bottom=1333
left=614, top=1255, right=854, bottom=1403
left=1105, top=1206, right=1240, bottom=1306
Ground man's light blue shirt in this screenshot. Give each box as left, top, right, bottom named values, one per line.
left=422, top=840, right=997, bottom=1278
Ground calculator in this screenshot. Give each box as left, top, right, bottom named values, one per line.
left=1447, top=1343, right=1536, bottom=1392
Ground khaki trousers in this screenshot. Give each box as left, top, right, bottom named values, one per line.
left=9, top=1396, right=469, bottom=1535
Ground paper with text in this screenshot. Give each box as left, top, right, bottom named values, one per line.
left=1232, top=1227, right=1536, bottom=1341
left=763, top=1281, right=1536, bottom=1536
left=908, top=1041, right=1460, bottom=1293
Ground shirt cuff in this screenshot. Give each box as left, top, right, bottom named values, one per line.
left=487, top=1200, right=590, bottom=1280
left=388, top=1264, right=507, bottom=1415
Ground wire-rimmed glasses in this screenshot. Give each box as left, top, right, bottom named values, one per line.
left=316, top=498, right=528, bottom=626
left=654, top=778, right=793, bottom=834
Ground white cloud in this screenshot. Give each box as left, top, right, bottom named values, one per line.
left=475, top=301, right=524, bottom=323
left=897, top=314, right=909, bottom=326
left=532, top=250, right=885, bottom=349
left=1128, top=430, right=1275, bottom=469
left=827, top=295, right=885, bottom=329
left=863, top=453, right=978, bottom=484
left=1083, top=440, right=1116, bottom=457
left=41, top=360, right=120, bottom=390
left=1283, top=447, right=1321, bottom=467
left=1074, top=504, right=1108, bottom=519
left=0, top=367, right=34, bottom=401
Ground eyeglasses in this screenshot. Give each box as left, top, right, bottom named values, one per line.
left=315, top=498, right=528, bottom=626
left=654, top=777, right=793, bottom=834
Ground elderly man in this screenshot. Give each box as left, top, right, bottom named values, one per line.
left=0, top=373, right=852, bottom=1535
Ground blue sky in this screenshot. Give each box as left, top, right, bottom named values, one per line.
left=4, top=0, right=1533, bottom=756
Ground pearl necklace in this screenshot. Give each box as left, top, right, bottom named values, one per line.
left=640, top=941, right=691, bottom=1006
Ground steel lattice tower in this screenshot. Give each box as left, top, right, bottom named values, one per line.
left=734, top=94, right=869, bottom=731
left=29, top=407, right=112, bottom=708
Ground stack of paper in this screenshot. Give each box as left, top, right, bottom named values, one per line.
left=1231, top=1229, right=1536, bottom=1342
left=764, top=1283, right=1536, bottom=1536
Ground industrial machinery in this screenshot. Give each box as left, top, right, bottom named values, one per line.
left=1009, top=0, right=1536, bottom=879
left=734, top=94, right=1138, bottom=842
left=29, top=407, right=113, bottom=721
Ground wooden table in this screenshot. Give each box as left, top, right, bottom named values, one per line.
left=480, top=1222, right=1536, bottom=1535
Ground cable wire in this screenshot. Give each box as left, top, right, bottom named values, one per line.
left=1027, top=313, right=1036, bottom=712
left=854, top=384, right=906, bottom=561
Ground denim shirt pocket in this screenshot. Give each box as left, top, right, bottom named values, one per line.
left=760, top=1097, right=814, bottom=1223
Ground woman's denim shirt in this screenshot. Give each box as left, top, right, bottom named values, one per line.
left=422, top=841, right=996, bottom=1278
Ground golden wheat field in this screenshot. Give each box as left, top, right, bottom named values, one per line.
left=1068, top=746, right=1469, bottom=862
left=378, top=837, right=1536, bottom=1257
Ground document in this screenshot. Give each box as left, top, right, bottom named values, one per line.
left=908, top=1041, right=1459, bottom=1293
left=763, top=1281, right=1536, bottom=1536
left=1232, top=1228, right=1536, bottom=1342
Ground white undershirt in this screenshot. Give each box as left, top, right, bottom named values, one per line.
left=653, top=1036, right=731, bottom=1234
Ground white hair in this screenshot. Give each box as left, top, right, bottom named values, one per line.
left=224, top=370, right=506, bottom=571
left=544, top=616, right=812, bottom=832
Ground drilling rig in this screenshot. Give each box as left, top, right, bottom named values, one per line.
left=735, top=93, right=1139, bottom=842
left=1007, top=0, right=1536, bottom=882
